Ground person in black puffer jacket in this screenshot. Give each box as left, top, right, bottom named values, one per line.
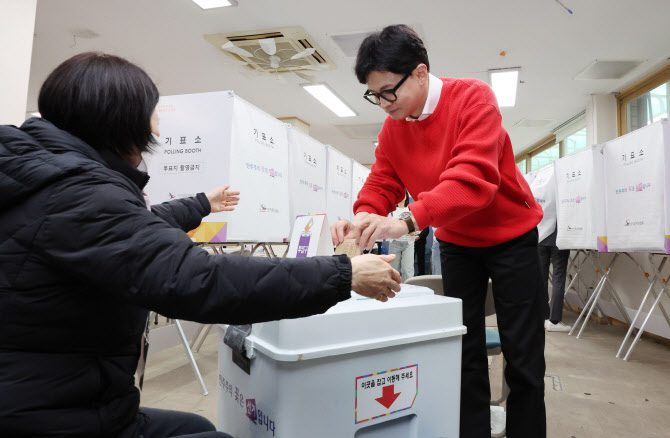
left=0, top=52, right=402, bottom=438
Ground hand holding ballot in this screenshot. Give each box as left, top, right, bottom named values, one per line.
left=351, top=254, right=402, bottom=302
left=331, top=212, right=410, bottom=251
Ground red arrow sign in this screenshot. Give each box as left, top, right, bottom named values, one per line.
left=375, top=384, right=401, bottom=409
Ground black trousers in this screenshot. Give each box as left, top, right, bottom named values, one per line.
left=138, top=407, right=233, bottom=438
left=538, top=245, right=570, bottom=322
left=439, top=228, right=548, bottom=438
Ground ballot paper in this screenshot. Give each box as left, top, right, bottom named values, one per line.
left=334, top=239, right=361, bottom=258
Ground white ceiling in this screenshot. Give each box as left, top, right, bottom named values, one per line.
left=28, top=0, right=670, bottom=164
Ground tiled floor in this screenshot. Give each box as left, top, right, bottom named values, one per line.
left=142, top=310, right=670, bottom=437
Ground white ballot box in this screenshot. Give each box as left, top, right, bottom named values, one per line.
left=217, top=285, right=465, bottom=438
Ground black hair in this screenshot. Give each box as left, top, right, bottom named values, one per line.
left=404, top=189, right=410, bottom=207
left=355, top=24, right=429, bottom=84
left=38, top=52, right=159, bottom=156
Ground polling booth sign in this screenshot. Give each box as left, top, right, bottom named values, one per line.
left=554, top=145, right=606, bottom=250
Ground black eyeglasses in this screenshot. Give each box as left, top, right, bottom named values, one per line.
left=363, top=73, right=411, bottom=105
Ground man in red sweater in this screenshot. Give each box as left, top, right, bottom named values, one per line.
left=331, top=25, right=547, bottom=437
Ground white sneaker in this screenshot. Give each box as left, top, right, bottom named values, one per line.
left=490, top=406, right=506, bottom=435
left=546, top=321, right=571, bottom=332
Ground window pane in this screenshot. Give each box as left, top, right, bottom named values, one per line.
left=563, top=128, right=587, bottom=156
left=531, top=144, right=559, bottom=171
left=517, top=159, right=527, bottom=174
left=626, top=80, right=669, bottom=133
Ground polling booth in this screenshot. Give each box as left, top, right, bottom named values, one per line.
left=351, top=161, right=371, bottom=211
left=287, top=126, right=328, bottom=223
left=554, top=144, right=606, bottom=250
left=529, top=165, right=557, bottom=242
left=326, top=146, right=354, bottom=223
left=523, top=170, right=536, bottom=186
left=144, top=91, right=290, bottom=243
left=568, top=121, right=670, bottom=342
left=610, top=119, right=670, bottom=359
left=569, top=120, right=670, bottom=340
left=554, top=144, right=620, bottom=339
left=602, top=119, right=670, bottom=253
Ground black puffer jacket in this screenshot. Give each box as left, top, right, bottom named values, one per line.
left=0, top=118, right=352, bottom=437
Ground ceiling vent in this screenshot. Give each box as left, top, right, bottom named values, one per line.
left=330, top=31, right=373, bottom=57
left=331, top=25, right=426, bottom=58
left=204, top=26, right=336, bottom=73
left=575, top=59, right=645, bottom=80
left=514, top=119, right=555, bottom=128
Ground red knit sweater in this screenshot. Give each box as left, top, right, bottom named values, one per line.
left=353, top=77, right=543, bottom=247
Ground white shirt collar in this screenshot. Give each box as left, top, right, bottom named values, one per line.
left=406, top=73, right=443, bottom=122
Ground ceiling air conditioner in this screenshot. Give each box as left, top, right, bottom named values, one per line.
left=204, top=26, right=336, bottom=76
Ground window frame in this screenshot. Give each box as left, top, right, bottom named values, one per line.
left=516, top=134, right=555, bottom=174
left=516, top=119, right=589, bottom=174
left=617, top=64, right=670, bottom=136
left=529, top=141, right=561, bottom=172
left=561, top=127, right=587, bottom=157
left=516, top=158, right=527, bottom=174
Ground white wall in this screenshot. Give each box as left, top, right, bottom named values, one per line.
left=586, top=94, right=618, bottom=146
left=0, top=0, right=37, bottom=125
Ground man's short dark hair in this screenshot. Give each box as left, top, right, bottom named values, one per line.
left=355, top=25, right=429, bottom=84
left=38, top=52, right=159, bottom=156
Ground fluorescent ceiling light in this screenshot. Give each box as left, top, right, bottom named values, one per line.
left=192, top=0, right=237, bottom=10
left=30, top=112, right=41, bottom=117
left=489, top=69, right=519, bottom=108
left=301, top=84, right=357, bottom=118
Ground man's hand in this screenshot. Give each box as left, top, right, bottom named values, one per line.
left=356, top=214, right=409, bottom=251
left=351, top=254, right=402, bottom=302
left=206, top=184, right=241, bottom=213
left=331, top=219, right=355, bottom=246
left=331, top=212, right=371, bottom=245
